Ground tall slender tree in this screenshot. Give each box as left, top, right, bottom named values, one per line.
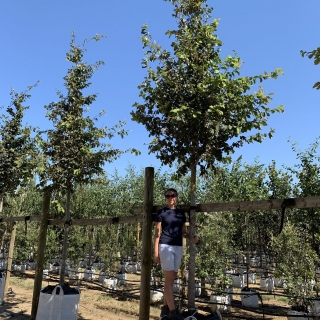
left=0, top=86, right=37, bottom=213
left=38, top=33, right=134, bottom=284
left=132, top=0, right=283, bottom=309
left=0, top=86, right=37, bottom=250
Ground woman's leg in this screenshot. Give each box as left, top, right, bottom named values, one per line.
left=163, top=272, right=177, bottom=306
left=163, top=270, right=176, bottom=311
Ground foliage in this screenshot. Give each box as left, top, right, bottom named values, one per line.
left=37, top=33, right=131, bottom=192
left=0, top=85, right=38, bottom=211
left=132, top=0, right=283, bottom=307
left=196, top=212, right=234, bottom=291
left=288, top=139, right=320, bottom=254
left=132, top=0, right=284, bottom=176
left=301, top=47, right=320, bottom=89
left=272, top=223, right=319, bottom=308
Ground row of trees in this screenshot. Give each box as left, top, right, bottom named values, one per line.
left=2, top=141, right=320, bottom=306
left=0, top=0, right=318, bottom=311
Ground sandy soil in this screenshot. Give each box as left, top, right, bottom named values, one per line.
left=0, top=272, right=292, bottom=320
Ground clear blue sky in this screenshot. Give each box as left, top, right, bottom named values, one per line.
left=0, top=0, right=319, bottom=175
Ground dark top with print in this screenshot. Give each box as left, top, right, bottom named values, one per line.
left=155, top=207, right=186, bottom=246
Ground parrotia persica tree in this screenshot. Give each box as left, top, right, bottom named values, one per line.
left=0, top=86, right=37, bottom=215
left=131, top=0, right=284, bottom=309
left=38, top=33, right=135, bottom=284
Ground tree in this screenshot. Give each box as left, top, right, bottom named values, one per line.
left=288, top=139, right=320, bottom=255
left=0, top=86, right=37, bottom=214
left=38, top=33, right=134, bottom=284
left=301, top=47, right=320, bottom=90
left=0, top=86, right=37, bottom=252
left=272, top=223, right=319, bottom=311
left=131, top=0, right=283, bottom=309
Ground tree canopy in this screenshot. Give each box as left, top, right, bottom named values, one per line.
left=132, top=0, right=284, bottom=176
left=0, top=85, right=37, bottom=213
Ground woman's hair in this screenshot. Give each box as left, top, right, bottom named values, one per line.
left=164, top=188, right=178, bottom=196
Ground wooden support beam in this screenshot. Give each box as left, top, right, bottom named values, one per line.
left=1, top=195, right=320, bottom=226
left=139, top=167, right=154, bottom=320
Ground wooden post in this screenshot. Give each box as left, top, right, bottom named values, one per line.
left=4, top=222, right=17, bottom=301
left=31, top=190, right=51, bottom=320
left=181, top=222, right=188, bottom=298
left=187, top=162, right=197, bottom=310
left=137, top=222, right=141, bottom=260
left=139, top=167, right=154, bottom=320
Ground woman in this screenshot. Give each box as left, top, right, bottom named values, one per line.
left=154, top=188, right=199, bottom=320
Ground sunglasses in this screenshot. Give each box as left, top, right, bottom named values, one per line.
left=165, top=194, right=177, bottom=198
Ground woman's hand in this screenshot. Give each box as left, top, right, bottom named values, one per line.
left=191, top=236, right=200, bottom=244
left=154, top=255, right=160, bottom=264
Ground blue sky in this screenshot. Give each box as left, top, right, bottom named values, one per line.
left=0, top=0, right=319, bottom=176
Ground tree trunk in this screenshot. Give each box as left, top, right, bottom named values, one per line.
left=0, top=193, right=6, bottom=253
left=187, top=162, right=197, bottom=310
left=31, top=190, right=51, bottom=319
left=4, top=222, right=17, bottom=303
left=0, top=192, right=4, bottom=215
left=59, top=188, right=71, bottom=284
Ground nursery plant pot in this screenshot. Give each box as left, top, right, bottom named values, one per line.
left=210, top=293, right=231, bottom=313
left=310, top=298, right=320, bottom=317
left=195, top=280, right=201, bottom=297
left=237, top=265, right=247, bottom=275
left=35, top=284, right=80, bottom=320
left=0, top=260, right=6, bottom=271
left=27, top=261, right=36, bottom=270
left=43, top=269, right=49, bottom=280
left=260, top=276, right=274, bottom=292
left=98, top=271, right=106, bottom=283
left=173, top=277, right=180, bottom=294
left=250, top=257, right=258, bottom=267
left=79, top=260, right=87, bottom=268
left=125, top=263, right=137, bottom=274
left=231, top=274, right=244, bottom=288
left=84, top=267, right=96, bottom=281
left=50, top=263, right=60, bottom=274
left=15, top=264, right=26, bottom=273
left=244, top=271, right=256, bottom=284
left=115, top=271, right=127, bottom=285
left=274, top=277, right=284, bottom=288
left=241, top=287, right=259, bottom=308
left=103, top=277, right=117, bottom=290
left=225, top=286, right=233, bottom=302
left=287, top=307, right=308, bottom=320
left=150, top=287, right=163, bottom=302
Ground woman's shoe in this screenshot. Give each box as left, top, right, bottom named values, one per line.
left=160, top=305, right=170, bottom=318
left=168, top=309, right=184, bottom=320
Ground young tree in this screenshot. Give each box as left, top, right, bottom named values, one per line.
left=0, top=86, right=37, bottom=252
left=0, top=86, right=37, bottom=214
left=288, top=139, right=320, bottom=254
left=38, top=33, right=135, bottom=284
left=132, top=0, right=283, bottom=309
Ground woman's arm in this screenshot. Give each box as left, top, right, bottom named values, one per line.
left=153, top=222, right=161, bottom=264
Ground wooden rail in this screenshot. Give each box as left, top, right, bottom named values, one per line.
left=1, top=195, right=320, bottom=226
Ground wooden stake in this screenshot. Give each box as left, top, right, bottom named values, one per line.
left=139, top=167, right=154, bottom=320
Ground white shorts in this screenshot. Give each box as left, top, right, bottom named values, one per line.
left=159, top=244, right=183, bottom=272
